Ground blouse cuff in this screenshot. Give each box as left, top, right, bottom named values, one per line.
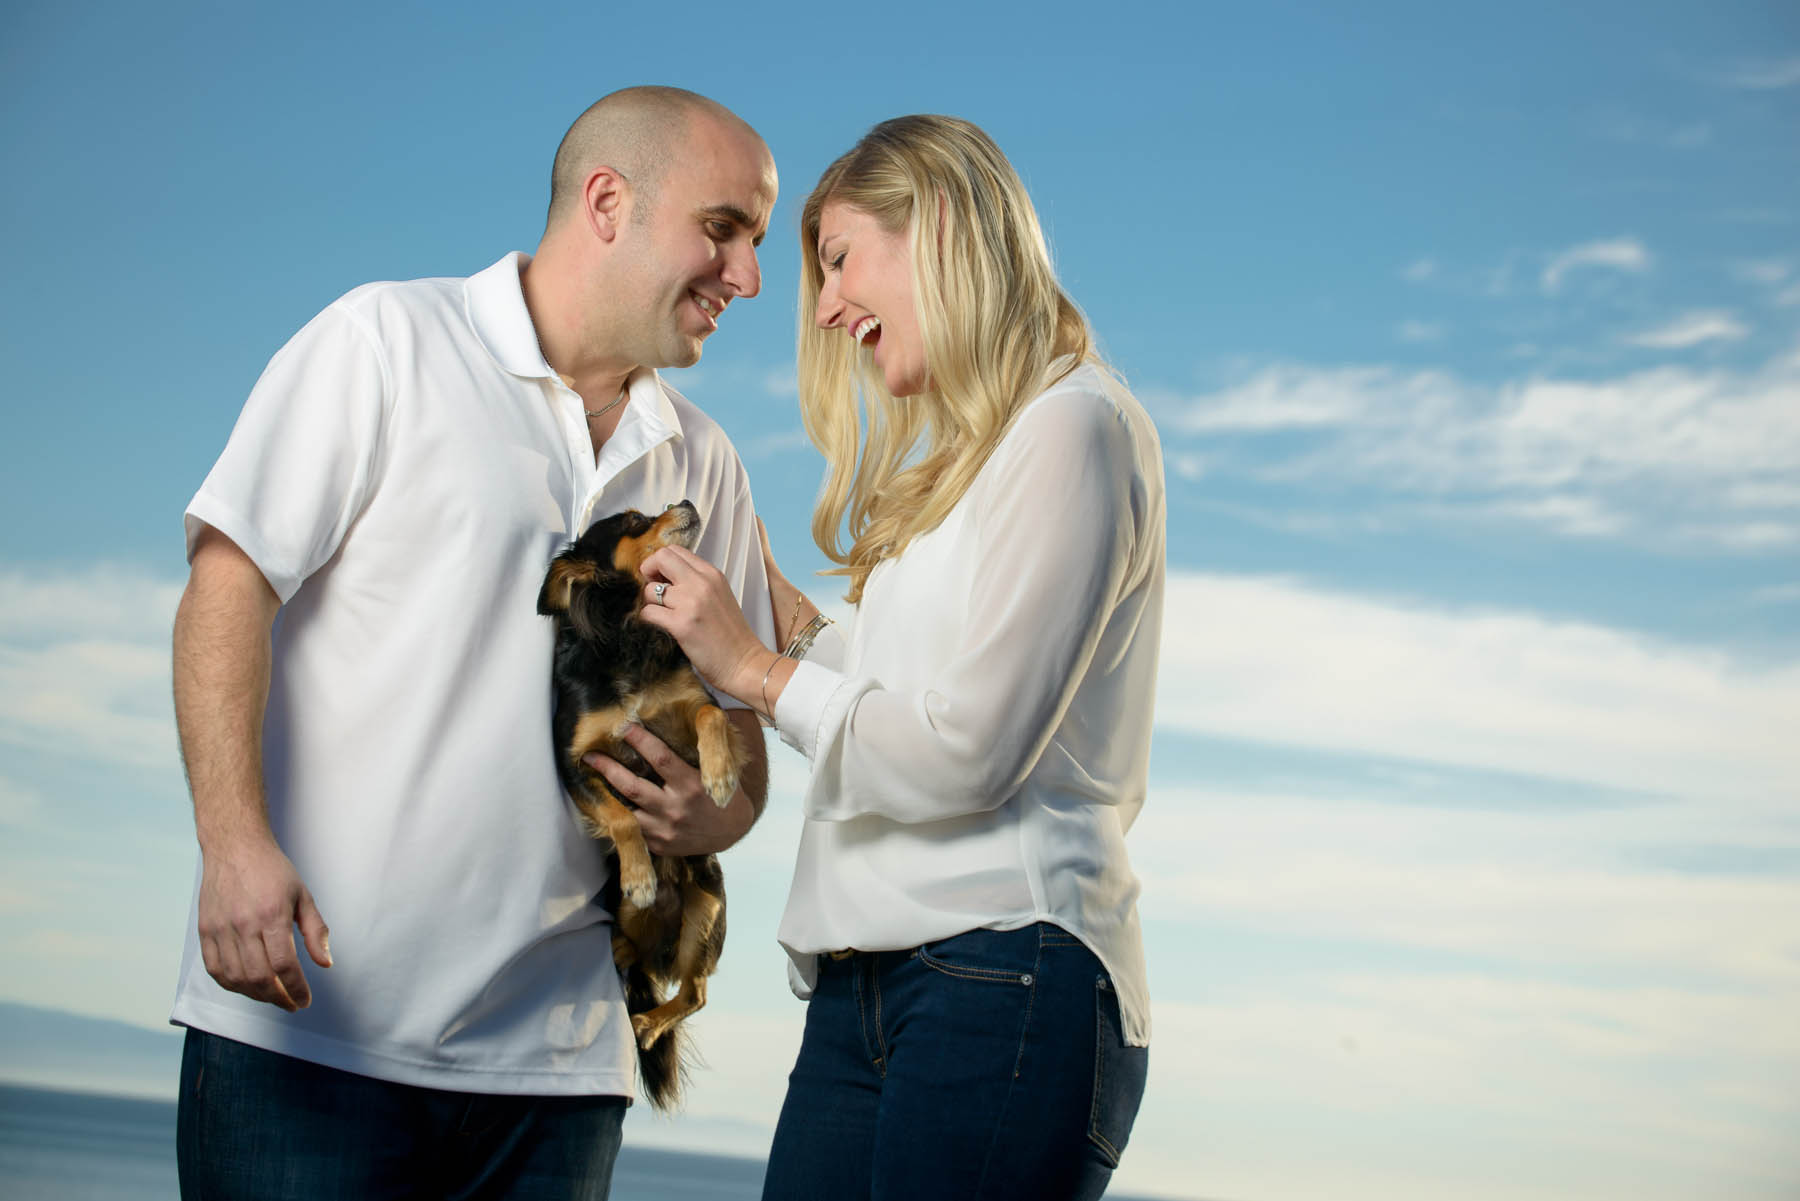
left=773, top=659, right=845, bottom=760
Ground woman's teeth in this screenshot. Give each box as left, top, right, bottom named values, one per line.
left=853, top=316, right=881, bottom=343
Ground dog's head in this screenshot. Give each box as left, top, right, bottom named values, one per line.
left=537, top=501, right=703, bottom=640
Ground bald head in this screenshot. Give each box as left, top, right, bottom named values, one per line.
left=547, top=86, right=760, bottom=230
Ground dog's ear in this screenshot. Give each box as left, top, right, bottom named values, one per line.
left=538, top=556, right=597, bottom=616
left=569, top=570, right=641, bottom=644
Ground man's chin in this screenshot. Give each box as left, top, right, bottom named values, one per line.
left=665, top=335, right=705, bottom=369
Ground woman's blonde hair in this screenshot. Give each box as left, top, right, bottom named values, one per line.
left=797, top=114, right=1095, bottom=602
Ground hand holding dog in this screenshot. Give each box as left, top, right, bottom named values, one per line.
left=197, top=831, right=331, bottom=1013
left=585, top=722, right=756, bottom=856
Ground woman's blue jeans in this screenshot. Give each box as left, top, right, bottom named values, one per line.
left=761, top=923, right=1149, bottom=1201
left=176, top=1028, right=625, bottom=1200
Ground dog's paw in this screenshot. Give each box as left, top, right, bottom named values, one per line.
left=632, top=1011, right=668, bottom=1051
left=701, top=767, right=738, bottom=809
left=620, top=865, right=658, bottom=910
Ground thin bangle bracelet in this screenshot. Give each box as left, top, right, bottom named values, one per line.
left=759, top=652, right=781, bottom=726
left=784, top=591, right=806, bottom=652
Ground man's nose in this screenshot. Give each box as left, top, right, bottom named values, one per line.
left=724, top=243, right=761, bottom=299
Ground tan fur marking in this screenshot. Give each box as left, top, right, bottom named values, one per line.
left=631, top=883, right=725, bottom=1050
left=612, top=507, right=700, bottom=578
left=543, top=558, right=597, bottom=613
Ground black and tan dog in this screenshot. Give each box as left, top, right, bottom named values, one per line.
left=537, top=500, right=753, bottom=1111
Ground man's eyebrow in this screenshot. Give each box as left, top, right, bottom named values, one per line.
left=700, top=204, right=767, bottom=247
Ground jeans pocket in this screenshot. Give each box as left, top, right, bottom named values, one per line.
left=914, top=926, right=1039, bottom=985
left=1087, top=973, right=1148, bottom=1167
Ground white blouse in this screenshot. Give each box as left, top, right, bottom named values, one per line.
left=773, top=363, right=1165, bottom=1045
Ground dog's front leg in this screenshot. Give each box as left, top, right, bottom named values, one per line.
left=571, top=779, right=657, bottom=909
left=692, top=703, right=748, bottom=808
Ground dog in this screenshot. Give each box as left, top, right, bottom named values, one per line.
left=537, top=500, right=753, bottom=1111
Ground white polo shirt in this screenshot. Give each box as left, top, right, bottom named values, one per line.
left=171, top=253, right=773, bottom=1095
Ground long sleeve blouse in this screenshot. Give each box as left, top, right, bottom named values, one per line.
left=772, top=363, right=1166, bottom=1045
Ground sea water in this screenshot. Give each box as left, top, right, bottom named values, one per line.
left=0, top=1083, right=764, bottom=1200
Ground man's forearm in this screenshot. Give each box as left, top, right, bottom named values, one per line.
left=173, top=531, right=282, bottom=851
left=729, top=708, right=769, bottom=825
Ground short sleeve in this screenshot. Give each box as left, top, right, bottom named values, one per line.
left=184, top=303, right=391, bottom=603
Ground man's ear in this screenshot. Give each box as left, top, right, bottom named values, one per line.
left=583, top=166, right=631, bottom=243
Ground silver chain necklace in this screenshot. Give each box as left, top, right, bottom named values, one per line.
left=584, top=391, right=626, bottom=420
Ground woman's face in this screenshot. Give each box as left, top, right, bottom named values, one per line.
left=814, top=202, right=926, bottom=397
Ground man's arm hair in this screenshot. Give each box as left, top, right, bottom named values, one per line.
left=174, top=526, right=280, bottom=850
left=173, top=526, right=330, bottom=1011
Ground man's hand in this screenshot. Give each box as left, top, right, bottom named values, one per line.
left=585, top=714, right=766, bottom=856
left=196, top=831, right=331, bottom=1012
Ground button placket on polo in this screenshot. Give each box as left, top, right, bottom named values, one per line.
left=577, top=409, right=676, bottom=535
left=542, top=376, right=597, bottom=534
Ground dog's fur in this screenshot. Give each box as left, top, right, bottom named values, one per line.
left=537, top=501, right=752, bottom=1112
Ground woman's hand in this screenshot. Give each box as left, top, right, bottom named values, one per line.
left=638, top=544, right=774, bottom=706
left=758, top=516, right=818, bottom=653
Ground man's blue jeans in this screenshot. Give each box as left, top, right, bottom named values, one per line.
left=176, top=1028, right=625, bottom=1200
left=761, top=923, right=1149, bottom=1201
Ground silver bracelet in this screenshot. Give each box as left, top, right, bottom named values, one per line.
left=783, top=613, right=832, bottom=660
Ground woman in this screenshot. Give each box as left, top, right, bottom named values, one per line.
left=636, top=115, right=1165, bottom=1201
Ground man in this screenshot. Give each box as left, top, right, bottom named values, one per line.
left=169, top=86, right=777, bottom=1199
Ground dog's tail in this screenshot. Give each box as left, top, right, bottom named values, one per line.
left=624, top=965, right=689, bottom=1112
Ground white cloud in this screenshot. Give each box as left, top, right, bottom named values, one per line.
left=0, top=776, right=44, bottom=827
left=1542, top=238, right=1651, bottom=293
left=1776, top=283, right=1800, bottom=307
left=1176, top=363, right=1467, bottom=434
left=1584, top=111, right=1713, bottom=149
left=0, top=568, right=181, bottom=642
left=1173, top=349, right=1800, bottom=547
left=1709, top=56, right=1800, bottom=90
left=1625, top=310, right=1750, bottom=349
left=1396, top=320, right=1444, bottom=343
left=1476, top=493, right=1626, bottom=536
left=1746, top=581, right=1800, bottom=606
left=760, top=366, right=798, bottom=397
left=0, top=568, right=181, bottom=769
left=743, top=428, right=812, bottom=458
left=1731, top=259, right=1791, bottom=286
left=1152, top=572, right=1800, bottom=807
left=1401, top=259, right=1436, bottom=282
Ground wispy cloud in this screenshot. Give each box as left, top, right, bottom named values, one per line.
left=1730, top=259, right=1791, bottom=287
left=743, top=428, right=812, bottom=458
left=1173, top=348, right=1800, bottom=550
left=1396, top=320, right=1445, bottom=343
left=1624, top=310, right=1750, bottom=349
left=1706, top=55, right=1800, bottom=90
left=1542, top=238, right=1652, bottom=293
left=1401, top=259, right=1437, bottom=282
left=1584, top=110, right=1712, bottom=149
left=1152, top=573, right=1800, bottom=807
left=0, top=568, right=180, bottom=769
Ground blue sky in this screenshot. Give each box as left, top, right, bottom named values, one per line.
left=2, top=2, right=1797, bottom=1199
